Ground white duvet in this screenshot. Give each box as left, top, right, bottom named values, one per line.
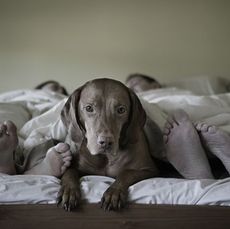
left=0, top=77, right=230, bottom=206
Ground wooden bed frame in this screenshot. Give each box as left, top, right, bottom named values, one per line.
left=1, top=204, right=230, bottom=229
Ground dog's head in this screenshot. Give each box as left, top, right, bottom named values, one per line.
left=61, top=78, right=146, bottom=156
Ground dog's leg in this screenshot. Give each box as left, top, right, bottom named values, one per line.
left=101, top=169, right=156, bottom=211
left=57, top=167, right=81, bottom=211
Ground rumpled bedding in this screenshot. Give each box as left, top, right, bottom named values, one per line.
left=138, top=87, right=230, bottom=132
left=1, top=174, right=230, bottom=206
left=0, top=77, right=230, bottom=206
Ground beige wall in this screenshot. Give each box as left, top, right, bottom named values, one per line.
left=0, top=0, right=230, bottom=93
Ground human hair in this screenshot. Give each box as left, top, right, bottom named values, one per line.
left=126, top=73, right=159, bottom=84
left=35, top=80, right=68, bottom=95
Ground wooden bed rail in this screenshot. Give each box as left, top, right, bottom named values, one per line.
left=0, top=204, right=230, bottom=229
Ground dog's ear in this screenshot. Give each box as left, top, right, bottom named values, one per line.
left=120, top=89, right=146, bottom=147
left=61, top=86, right=85, bottom=145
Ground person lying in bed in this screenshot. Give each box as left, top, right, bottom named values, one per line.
left=126, top=73, right=230, bottom=179
left=0, top=80, right=71, bottom=176
left=35, top=80, right=68, bottom=96
left=125, top=73, right=162, bottom=93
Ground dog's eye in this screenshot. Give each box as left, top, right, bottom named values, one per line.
left=117, top=106, right=126, bottom=114
left=85, top=105, right=94, bottom=113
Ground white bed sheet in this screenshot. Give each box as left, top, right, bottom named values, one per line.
left=1, top=174, right=230, bottom=206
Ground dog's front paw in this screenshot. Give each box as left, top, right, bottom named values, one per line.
left=57, top=183, right=81, bottom=211
left=101, top=185, right=128, bottom=211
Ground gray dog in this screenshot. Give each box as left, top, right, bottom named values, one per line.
left=58, top=78, right=163, bottom=211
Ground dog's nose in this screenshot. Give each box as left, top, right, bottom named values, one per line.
left=97, top=136, right=113, bottom=148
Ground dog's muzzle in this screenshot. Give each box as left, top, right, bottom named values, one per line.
left=97, top=135, right=114, bottom=151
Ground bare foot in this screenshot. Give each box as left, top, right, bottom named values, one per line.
left=24, top=143, right=72, bottom=177
left=163, top=110, right=214, bottom=179
left=0, top=121, right=18, bottom=175
left=195, top=123, right=230, bottom=174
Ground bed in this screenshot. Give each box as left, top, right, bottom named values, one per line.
left=1, top=76, right=230, bottom=228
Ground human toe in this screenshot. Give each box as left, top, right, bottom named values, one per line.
left=61, top=165, right=68, bottom=174
left=4, top=121, right=17, bottom=135
left=172, top=109, right=190, bottom=123
left=63, top=160, right=71, bottom=167
left=194, top=122, right=202, bottom=130
left=166, top=116, right=175, bottom=126
left=61, top=150, right=72, bottom=158
left=207, top=125, right=217, bottom=134
left=200, top=123, right=209, bottom=132
left=164, top=121, right=173, bottom=130
left=55, top=143, right=70, bottom=153
left=163, top=134, right=169, bottom=144
left=60, top=160, right=72, bottom=174
left=195, top=122, right=208, bottom=132
left=163, top=127, right=170, bottom=135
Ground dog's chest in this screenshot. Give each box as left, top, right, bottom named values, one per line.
left=78, top=152, right=107, bottom=176
left=78, top=150, right=131, bottom=177
left=105, top=157, right=128, bottom=177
